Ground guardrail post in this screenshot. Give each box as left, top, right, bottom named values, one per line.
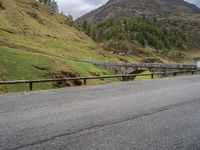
left=192, top=71, right=194, bottom=75
left=164, top=68, right=167, bottom=77
left=83, top=79, right=87, bottom=85
left=29, top=82, right=33, bottom=91
left=173, top=72, right=177, bottom=76
left=151, top=73, right=154, bottom=79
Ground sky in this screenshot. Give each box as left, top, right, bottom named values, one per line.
left=57, top=0, right=109, bottom=19
left=57, top=0, right=200, bottom=19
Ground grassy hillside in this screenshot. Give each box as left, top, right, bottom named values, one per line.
left=0, top=45, right=120, bottom=93
left=0, top=0, right=122, bottom=93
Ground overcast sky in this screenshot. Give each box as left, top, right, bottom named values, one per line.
left=57, top=0, right=200, bottom=19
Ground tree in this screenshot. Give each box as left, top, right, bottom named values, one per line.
left=92, top=29, right=96, bottom=41
left=38, top=0, right=58, bottom=12
left=68, top=14, right=73, bottom=22
left=51, top=0, right=58, bottom=12
left=153, top=16, right=157, bottom=23
left=136, top=32, right=145, bottom=46
left=87, top=24, right=91, bottom=36
left=82, top=20, right=88, bottom=31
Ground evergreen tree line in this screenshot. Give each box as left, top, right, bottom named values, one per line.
left=82, top=20, right=96, bottom=41
left=38, top=0, right=58, bottom=12
left=94, top=18, right=187, bottom=50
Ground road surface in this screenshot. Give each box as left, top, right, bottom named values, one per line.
left=1, top=75, right=200, bottom=150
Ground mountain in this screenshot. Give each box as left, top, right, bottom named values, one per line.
left=0, top=0, right=122, bottom=93
left=78, top=0, right=200, bottom=62
left=79, top=0, right=200, bottom=23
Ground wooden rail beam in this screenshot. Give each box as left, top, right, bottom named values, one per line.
left=0, top=70, right=198, bottom=92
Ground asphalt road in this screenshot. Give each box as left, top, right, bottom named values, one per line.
left=1, top=76, right=200, bottom=150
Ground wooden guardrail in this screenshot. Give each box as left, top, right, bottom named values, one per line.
left=0, top=70, right=198, bottom=92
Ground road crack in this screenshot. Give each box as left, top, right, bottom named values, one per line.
left=12, top=99, right=199, bottom=150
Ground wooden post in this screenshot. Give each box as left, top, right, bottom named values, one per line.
left=173, top=72, right=177, bottom=76
left=84, top=79, right=87, bottom=85
left=192, top=71, right=194, bottom=75
left=151, top=73, right=154, bottom=79
left=122, top=76, right=125, bottom=81
left=29, top=82, right=33, bottom=91
left=164, top=68, right=167, bottom=77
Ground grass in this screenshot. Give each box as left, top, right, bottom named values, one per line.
left=134, top=71, right=160, bottom=81
left=0, top=27, right=122, bottom=93
left=0, top=46, right=120, bottom=93
left=0, top=31, right=121, bottom=62
left=67, top=61, right=119, bottom=85
left=0, top=0, right=126, bottom=93
left=0, top=46, right=54, bottom=92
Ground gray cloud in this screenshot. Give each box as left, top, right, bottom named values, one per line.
left=57, top=0, right=200, bottom=19
left=57, top=0, right=108, bottom=19
left=83, top=0, right=108, bottom=5
left=185, top=0, right=200, bottom=7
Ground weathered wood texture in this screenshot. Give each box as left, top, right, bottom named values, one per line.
left=0, top=70, right=198, bottom=91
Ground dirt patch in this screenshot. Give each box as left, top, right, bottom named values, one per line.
left=123, top=69, right=146, bottom=81
left=89, top=72, right=104, bottom=80
left=142, top=58, right=163, bottom=63
left=0, top=1, right=5, bottom=10
left=52, top=71, right=82, bottom=87
left=193, top=57, right=200, bottom=61
left=26, top=11, right=44, bottom=25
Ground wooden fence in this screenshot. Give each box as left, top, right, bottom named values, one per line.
left=0, top=70, right=198, bottom=92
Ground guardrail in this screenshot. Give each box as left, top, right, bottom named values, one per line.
left=84, top=61, right=197, bottom=69
left=0, top=70, right=198, bottom=92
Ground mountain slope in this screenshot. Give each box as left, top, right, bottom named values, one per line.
left=78, top=0, right=200, bottom=62
left=79, top=0, right=200, bottom=23
left=0, top=0, right=122, bottom=93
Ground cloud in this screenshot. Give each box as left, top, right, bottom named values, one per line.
left=57, top=0, right=108, bottom=19
left=186, top=0, right=200, bottom=7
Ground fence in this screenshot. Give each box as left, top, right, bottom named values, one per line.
left=0, top=70, right=198, bottom=92
left=83, top=61, right=197, bottom=69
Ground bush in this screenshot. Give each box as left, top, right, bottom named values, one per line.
left=107, top=27, right=122, bottom=39
left=136, top=32, right=145, bottom=46
left=147, top=35, right=165, bottom=49
left=97, top=18, right=113, bottom=28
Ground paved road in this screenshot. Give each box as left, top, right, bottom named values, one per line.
left=1, top=76, right=200, bottom=150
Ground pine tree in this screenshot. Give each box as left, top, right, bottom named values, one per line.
left=92, top=29, right=96, bottom=41
left=68, top=14, right=73, bottom=22
left=82, top=20, right=88, bottom=31
left=87, top=24, right=91, bottom=36
left=38, top=0, right=58, bottom=12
